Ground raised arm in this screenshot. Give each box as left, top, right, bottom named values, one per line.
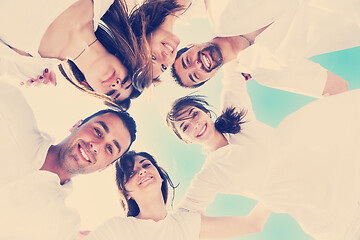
left=199, top=203, right=271, bottom=239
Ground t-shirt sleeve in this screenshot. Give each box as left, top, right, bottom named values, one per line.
left=253, top=58, right=327, bottom=98
left=177, top=153, right=230, bottom=214
left=220, top=61, right=256, bottom=122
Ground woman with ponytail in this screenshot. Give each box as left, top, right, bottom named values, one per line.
left=166, top=60, right=360, bottom=239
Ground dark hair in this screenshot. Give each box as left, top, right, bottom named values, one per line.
left=59, top=0, right=149, bottom=110
left=166, top=95, right=247, bottom=142
left=129, top=0, right=185, bottom=90
left=170, top=46, right=207, bottom=88
left=80, top=109, right=137, bottom=159
left=115, top=151, right=177, bottom=217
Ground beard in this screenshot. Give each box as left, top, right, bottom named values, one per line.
left=198, top=43, right=223, bottom=72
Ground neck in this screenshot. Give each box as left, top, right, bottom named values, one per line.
left=70, top=39, right=108, bottom=77
left=135, top=189, right=167, bottom=222
left=205, top=130, right=229, bottom=152
left=40, top=145, right=73, bottom=185
left=210, top=24, right=272, bottom=64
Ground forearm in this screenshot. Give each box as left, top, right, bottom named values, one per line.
left=199, top=204, right=271, bottom=239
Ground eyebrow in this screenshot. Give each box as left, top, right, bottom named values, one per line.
left=139, top=158, right=148, bottom=164
left=97, top=121, right=121, bottom=154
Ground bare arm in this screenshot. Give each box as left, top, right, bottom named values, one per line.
left=199, top=203, right=271, bottom=239
left=322, top=71, right=349, bottom=96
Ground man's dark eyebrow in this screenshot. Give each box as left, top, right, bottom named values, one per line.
left=181, top=57, right=187, bottom=69
left=97, top=121, right=109, bottom=134
left=189, top=74, right=196, bottom=83
left=113, top=140, right=121, bottom=154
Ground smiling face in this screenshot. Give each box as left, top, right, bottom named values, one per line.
left=173, top=42, right=223, bottom=87
left=124, top=155, right=163, bottom=199
left=173, top=106, right=217, bottom=145
left=147, top=27, right=180, bottom=80
left=83, top=53, right=134, bottom=101
left=59, top=113, right=131, bottom=174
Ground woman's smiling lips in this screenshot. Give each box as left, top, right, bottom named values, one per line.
left=196, top=124, right=207, bottom=138
left=139, top=176, right=153, bottom=185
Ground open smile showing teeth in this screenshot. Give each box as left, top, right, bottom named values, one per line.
left=197, top=124, right=207, bottom=137
left=201, top=53, right=211, bottom=70
left=139, top=176, right=153, bottom=185
left=79, top=144, right=91, bottom=163
left=163, top=43, right=174, bottom=53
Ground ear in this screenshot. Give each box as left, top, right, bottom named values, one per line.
left=69, top=120, right=83, bottom=132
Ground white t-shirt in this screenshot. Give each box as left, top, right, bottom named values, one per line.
left=84, top=211, right=201, bottom=240
left=262, top=89, right=360, bottom=240
left=177, top=62, right=275, bottom=213
left=0, top=81, right=80, bottom=240
left=205, top=0, right=360, bottom=97
left=0, top=80, right=53, bottom=187
left=177, top=64, right=360, bottom=239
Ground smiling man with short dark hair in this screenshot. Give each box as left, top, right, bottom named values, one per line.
left=0, top=81, right=136, bottom=240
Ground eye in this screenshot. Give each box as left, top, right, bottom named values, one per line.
left=161, top=64, right=167, bottom=71
left=121, top=78, right=128, bottom=84
left=106, top=144, right=113, bottom=154
left=129, top=170, right=136, bottom=178
left=152, top=55, right=156, bottom=60
left=144, top=163, right=151, bottom=168
left=183, top=125, right=189, bottom=132
left=194, top=73, right=199, bottom=79
left=186, top=57, right=190, bottom=65
left=94, top=128, right=102, bottom=137
left=192, top=111, right=199, bottom=118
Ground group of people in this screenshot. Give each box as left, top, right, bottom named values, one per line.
left=1, top=0, right=360, bottom=239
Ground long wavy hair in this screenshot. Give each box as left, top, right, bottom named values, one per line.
left=129, top=0, right=185, bottom=90
left=115, top=151, right=177, bottom=217
left=166, top=95, right=247, bottom=142
left=59, top=0, right=151, bottom=110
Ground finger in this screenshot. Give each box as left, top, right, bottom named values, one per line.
left=49, top=70, right=57, bottom=86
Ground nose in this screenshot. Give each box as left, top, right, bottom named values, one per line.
left=111, top=78, right=120, bottom=88
left=139, top=168, right=147, bottom=176
left=89, top=142, right=99, bottom=154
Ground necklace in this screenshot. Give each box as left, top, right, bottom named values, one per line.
left=73, top=39, right=98, bottom=61
left=239, top=35, right=254, bottom=46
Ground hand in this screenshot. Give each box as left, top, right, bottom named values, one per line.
left=241, top=73, right=252, bottom=81
left=20, top=68, right=57, bottom=87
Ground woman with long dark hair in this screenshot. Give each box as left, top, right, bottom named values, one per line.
left=166, top=62, right=360, bottom=239
left=129, top=0, right=191, bottom=90
left=0, top=0, right=150, bottom=109
left=84, top=150, right=270, bottom=239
